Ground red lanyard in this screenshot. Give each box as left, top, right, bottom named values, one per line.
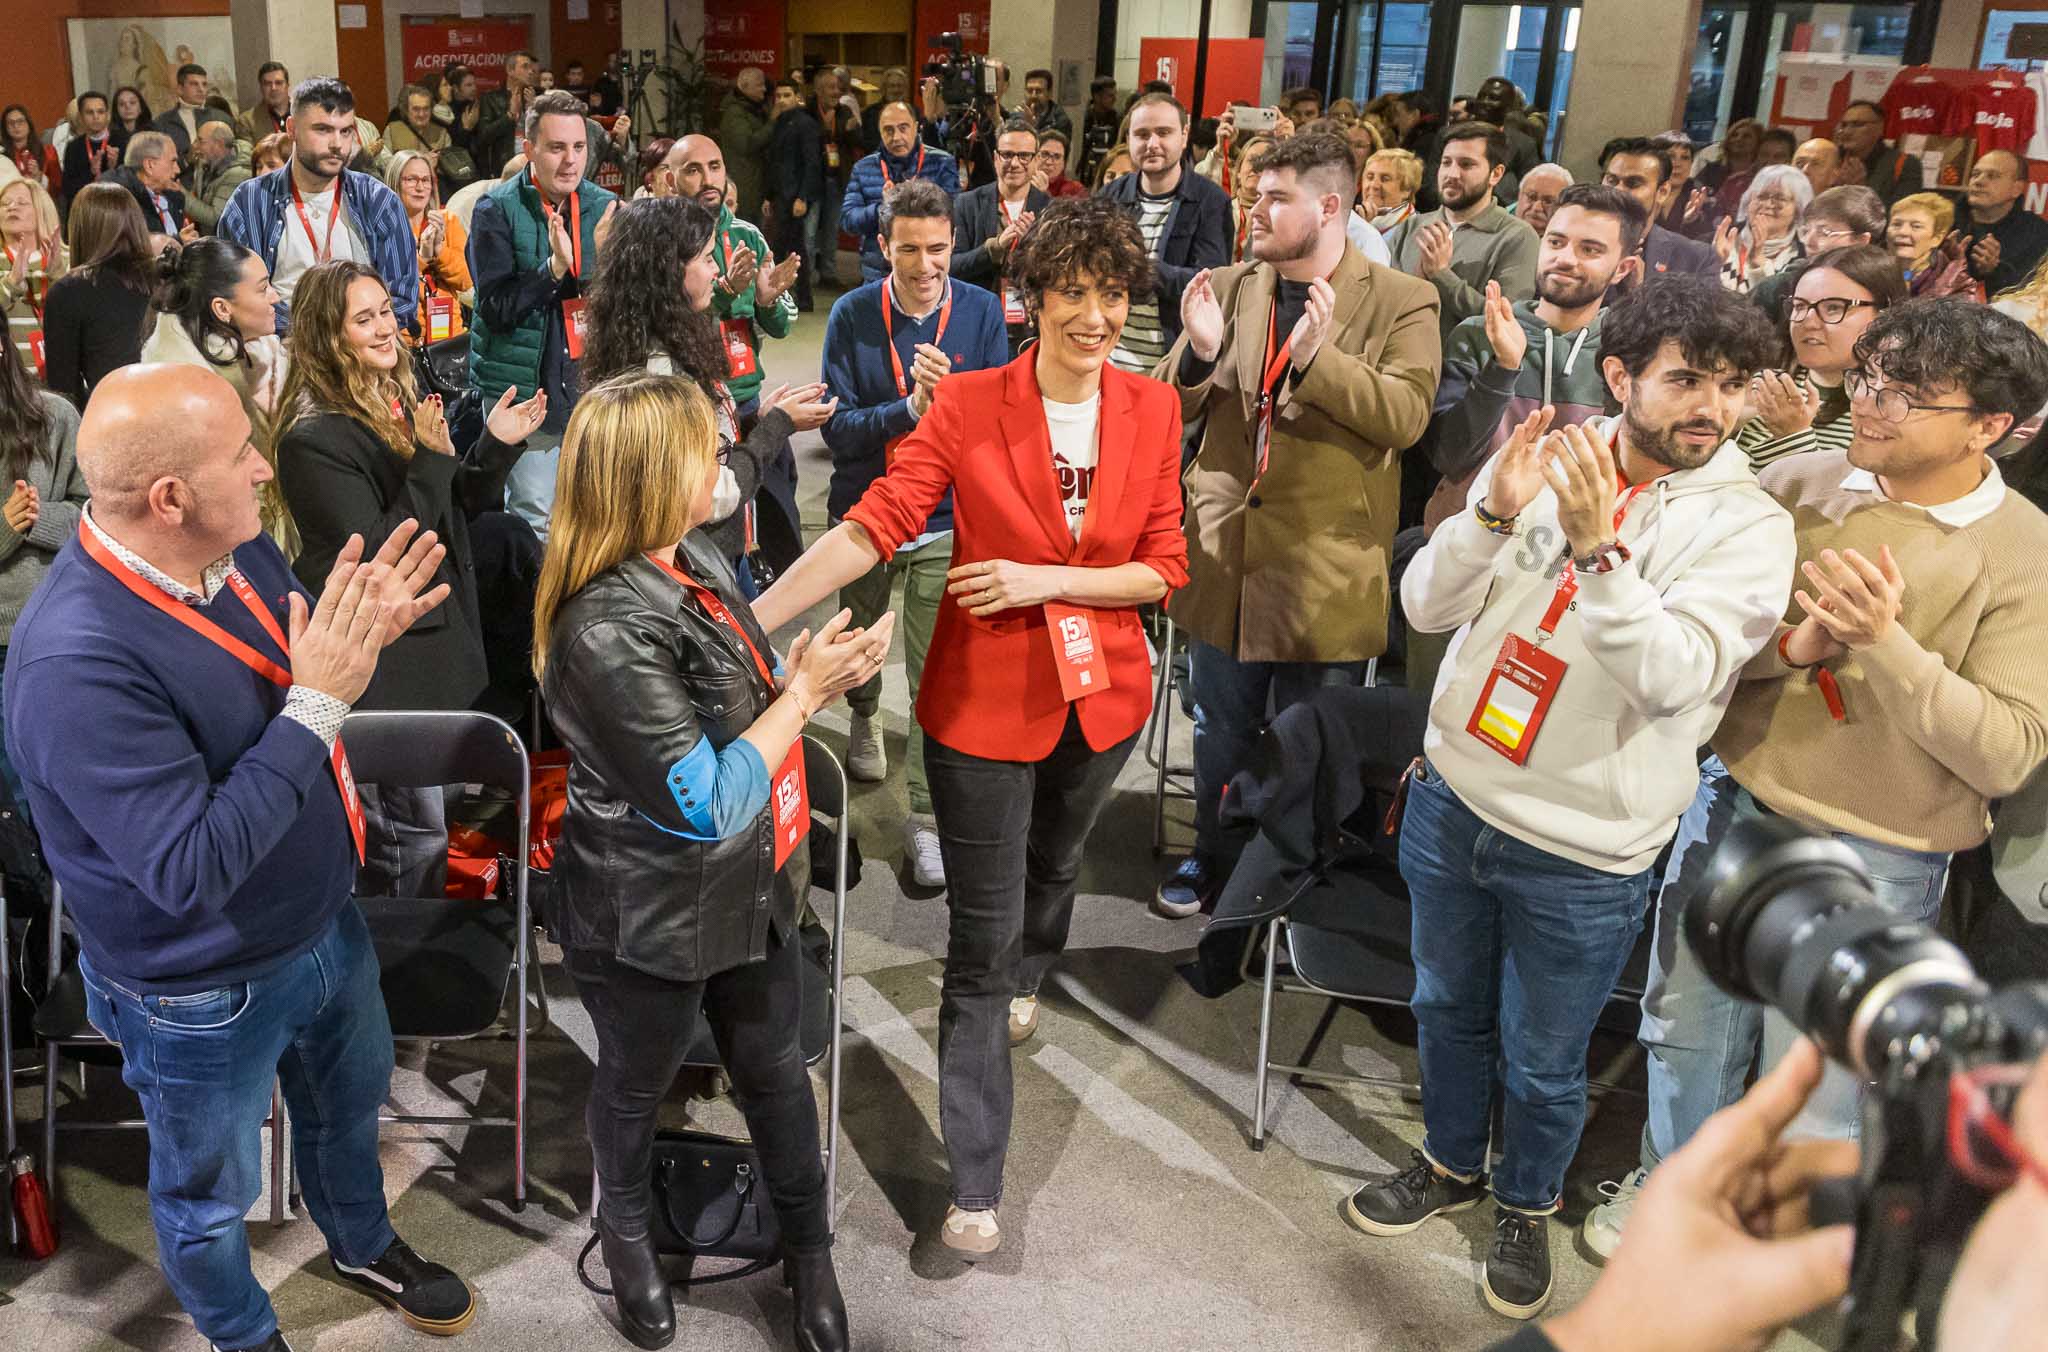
left=536, top=171, right=582, bottom=277
left=880, top=144, right=925, bottom=192
left=647, top=551, right=776, bottom=687
left=880, top=280, right=952, bottom=399
left=290, top=172, right=343, bottom=263
left=86, top=137, right=112, bottom=178
left=77, top=525, right=366, bottom=862
left=1537, top=479, right=1648, bottom=636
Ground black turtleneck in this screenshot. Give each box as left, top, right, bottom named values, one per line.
left=1176, top=275, right=1315, bottom=387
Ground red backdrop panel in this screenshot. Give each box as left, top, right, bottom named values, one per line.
left=1134, top=38, right=1265, bottom=120
left=399, top=17, right=534, bottom=94
left=704, top=0, right=786, bottom=81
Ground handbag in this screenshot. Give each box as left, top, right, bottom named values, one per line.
left=576, top=1128, right=781, bottom=1293
left=413, top=331, right=471, bottom=401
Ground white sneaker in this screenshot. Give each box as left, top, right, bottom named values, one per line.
left=846, top=711, right=887, bottom=782
left=940, top=1204, right=1000, bottom=1258
left=1580, top=1166, right=1647, bottom=1261
left=1008, top=995, right=1038, bottom=1045
left=904, top=814, right=945, bottom=887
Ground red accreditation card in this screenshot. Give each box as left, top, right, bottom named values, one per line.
left=1044, top=602, right=1111, bottom=701
left=1465, top=634, right=1567, bottom=765
left=770, top=741, right=810, bottom=870
left=424, top=294, right=454, bottom=343
left=562, top=297, right=589, bottom=359
left=721, top=318, right=757, bottom=378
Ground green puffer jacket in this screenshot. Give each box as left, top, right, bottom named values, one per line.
left=467, top=173, right=614, bottom=404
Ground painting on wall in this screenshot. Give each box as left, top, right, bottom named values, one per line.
left=65, top=17, right=241, bottom=119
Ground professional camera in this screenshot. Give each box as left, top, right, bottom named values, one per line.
left=922, top=31, right=998, bottom=173
left=1689, top=814, right=2048, bottom=1351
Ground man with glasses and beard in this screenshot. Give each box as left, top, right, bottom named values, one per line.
left=951, top=119, right=1052, bottom=353
left=1349, top=275, right=1792, bottom=1324
left=670, top=133, right=798, bottom=419
left=1151, top=132, right=1440, bottom=917
left=1387, top=121, right=1540, bottom=343
left=1584, top=297, right=2048, bottom=1259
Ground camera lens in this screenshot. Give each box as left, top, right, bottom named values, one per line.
left=1688, top=814, right=1980, bottom=1076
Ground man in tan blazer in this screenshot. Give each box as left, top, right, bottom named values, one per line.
left=1153, top=130, right=1441, bottom=917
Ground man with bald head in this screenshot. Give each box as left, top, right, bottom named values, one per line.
left=1793, top=137, right=1842, bottom=195
left=677, top=133, right=798, bottom=416
left=1960, top=148, right=2048, bottom=298
left=842, top=99, right=960, bottom=280
left=5, top=365, right=478, bottom=1352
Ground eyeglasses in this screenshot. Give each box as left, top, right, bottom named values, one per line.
left=994, top=150, right=1035, bottom=163
left=1786, top=297, right=1875, bottom=324
left=1752, top=192, right=1797, bottom=209
left=1844, top=369, right=1986, bottom=423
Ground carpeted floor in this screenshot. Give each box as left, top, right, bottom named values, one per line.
left=0, top=278, right=1834, bottom=1352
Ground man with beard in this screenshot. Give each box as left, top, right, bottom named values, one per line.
left=841, top=100, right=959, bottom=284
left=218, top=78, right=416, bottom=331
left=1596, top=137, right=1718, bottom=293
left=950, top=119, right=1052, bottom=353
left=1099, top=92, right=1231, bottom=376
left=1151, top=132, right=1439, bottom=917
left=718, top=67, right=775, bottom=228
left=1585, top=298, right=2048, bottom=1259
left=1387, top=121, right=1539, bottom=342
left=1349, top=276, right=1791, bottom=1324
left=672, top=134, right=798, bottom=417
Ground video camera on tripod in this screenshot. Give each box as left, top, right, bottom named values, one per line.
left=1691, top=815, right=2048, bottom=1351
left=923, top=31, right=998, bottom=163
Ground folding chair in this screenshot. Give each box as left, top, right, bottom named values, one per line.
left=5, top=880, right=290, bottom=1222
left=1144, top=616, right=1196, bottom=856
left=340, top=709, right=534, bottom=1211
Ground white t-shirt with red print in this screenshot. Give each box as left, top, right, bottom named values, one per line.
left=1043, top=392, right=1100, bottom=540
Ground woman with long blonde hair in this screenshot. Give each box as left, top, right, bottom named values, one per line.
left=274, top=259, right=545, bottom=893
left=535, top=371, right=881, bottom=1352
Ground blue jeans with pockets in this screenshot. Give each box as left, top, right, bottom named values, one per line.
left=79, top=903, right=398, bottom=1350
left=1401, top=760, right=1652, bottom=1211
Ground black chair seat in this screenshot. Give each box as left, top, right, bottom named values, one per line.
left=359, top=894, right=517, bottom=1040
left=31, top=966, right=97, bottom=1042
left=678, top=922, right=834, bottom=1070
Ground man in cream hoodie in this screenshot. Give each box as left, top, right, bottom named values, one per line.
left=1344, top=275, right=1792, bottom=1323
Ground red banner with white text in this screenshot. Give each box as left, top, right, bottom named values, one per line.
left=915, top=0, right=993, bottom=71
left=705, top=0, right=787, bottom=80
left=400, top=18, right=533, bottom=94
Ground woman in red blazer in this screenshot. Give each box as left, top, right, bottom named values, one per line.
left=754, top=197, right=1187, bottom=1257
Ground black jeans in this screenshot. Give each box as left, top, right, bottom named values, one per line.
left=565, top=933, right=830, bottom=1251
left=924, top=709, right=1138, bottom=1209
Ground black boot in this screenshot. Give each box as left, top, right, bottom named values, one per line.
left=597, top=1219, right=675, bottom=1350
left=783, top=1245, right=849, bottom=1352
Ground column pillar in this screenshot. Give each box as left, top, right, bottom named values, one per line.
left=1558, top=0, right=1697, bottom=180
left=991, top=0, right=1100, bottom=129
left=230, top=0, right=341, bottom=99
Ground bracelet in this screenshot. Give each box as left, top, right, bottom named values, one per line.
left=1473, top=501, right=1518, bottom=536
left=1777, top=628, right=1820, bottom=670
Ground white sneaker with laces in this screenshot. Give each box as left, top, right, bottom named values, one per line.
left=1008, top=995, right=1039, bottom=1045
left=940, top=1204, right=1001, bottom=1258
left=904, top=814, right=945, bottom=887
left=846, top=711, right=887, bottom=782
left=1580, top=1166, right=1648, bottom=1260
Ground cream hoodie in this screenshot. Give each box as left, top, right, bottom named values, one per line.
left=1401, top=418, right=1795, bottom=873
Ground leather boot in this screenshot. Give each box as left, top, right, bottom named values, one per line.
left=597, top=1219, right=675, bottom=1350
left=783, top=1245, right=849, bottom=1352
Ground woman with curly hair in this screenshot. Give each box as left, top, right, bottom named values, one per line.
left=754, top=196, right=1189, bottom=1258
left=273, top=259, right=547, bottom=893
left=581, top=196, right=833, bottom=595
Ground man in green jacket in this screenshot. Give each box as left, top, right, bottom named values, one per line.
left=674, top=133, right=797, bottom=414
left=183, top=120, right=250, bottom=235
left=718, top=68, right=774, bottom=228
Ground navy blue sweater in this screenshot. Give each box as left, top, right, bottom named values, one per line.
left=4, top=532, right=356, bottom=993
left=820, top=276, right=1009, bottom=531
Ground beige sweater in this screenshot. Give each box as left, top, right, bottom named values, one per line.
left=1714, top=450, right=2048, bottom=851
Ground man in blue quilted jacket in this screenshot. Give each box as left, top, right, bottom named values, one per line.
left=842, top=101, right=960, bottom=283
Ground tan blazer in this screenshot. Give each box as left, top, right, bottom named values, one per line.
left=1158, top=244, right=1441, bottom=663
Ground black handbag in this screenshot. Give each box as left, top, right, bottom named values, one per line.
left=577, top=1128, right=781, bottom=1293
left=413, top=331, right=471, bottom=401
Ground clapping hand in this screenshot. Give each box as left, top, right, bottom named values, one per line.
left=766, top=380, right=837, bottom=431
left=484, top=385, right=548, bottom=445
left=1180, top=268, right=1225, bottom=363
left=724, top=241, right=761, bottom=296
left=1482, top=279, right=1526, bottom=370
left=593, top=199, right=620, bottom=254
left=757, top=250, right=800, bottom=308
left=1970, top=231, right=2002, bottom=278
left=1748, top=371, right=1820, bottom=438
left=287, top=522, right=451, bottom=703
left=611, top=114, right=632, bottom=147
left=994, top=209, right=1035, bottom=251
left=1544, top=422, right=1624, bottom=558
left=1412, top=220, right=1454, bottom=279
left=2, top=479, right=38, bottom=535
left=412, top=394, right=459, bottom=457
left=1713, top=216, right=1739, bottom=268
left=1480, top=404, right=1557, bottom=522
left=1682, top=184, right=1710, bottom=225
left=546, top=207, right=575, bottom=279
left=1794, top=545, right=1904, bottom=650
left=908, top=343, right=951, bottom=415
left=1287, top=276, right=1337, bottom=371
left=418, top=212, right=445, bottom=262
left=784, top=608, right=897, bottom=717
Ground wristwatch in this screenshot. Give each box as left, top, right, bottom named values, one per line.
left=1573, top=540, right=1632, bottom=574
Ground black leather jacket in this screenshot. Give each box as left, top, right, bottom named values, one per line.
left=539, top=534, right=796, bottom=983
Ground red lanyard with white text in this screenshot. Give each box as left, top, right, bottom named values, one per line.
left=880, top=144, right=925, bottom=192
left=1536, top=479, right=1648, bottom=640
left=645, top=550, right=810, bottom=868
left=881, top=280, right=951, bottom=467
left=290, top=172, right=343, bottom=263
left=76, top=525, right=367, bottom=863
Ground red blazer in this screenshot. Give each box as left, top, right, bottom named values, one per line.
left=845, top=352, right=1189, bottom=762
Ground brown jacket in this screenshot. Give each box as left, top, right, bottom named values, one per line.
left=1158, top=245, right=1440, bottom=662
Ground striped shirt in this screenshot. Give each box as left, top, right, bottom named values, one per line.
left=1110, top=192, right=1175, bottom=374
left=1736, top=370, right=1854, bottom=471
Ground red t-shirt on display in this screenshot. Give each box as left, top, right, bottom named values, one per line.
left=1882, top=78, right=1958, bottom=139
left=1958, top=80, right=2037, bottom=154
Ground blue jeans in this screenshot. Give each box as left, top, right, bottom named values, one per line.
left=504, top=430, right=565, bottom=542
left=1401, top=761, right=1651, bottom=1211
left=1638, top=757, right=1950, bottom=1165
left=79, top=904, right=398, bottom=1349
left=1188, top=636, right=1365, bottom=859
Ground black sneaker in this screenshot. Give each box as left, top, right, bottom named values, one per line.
left=332, top=1238, right=477, bottom=1336
left=1344, top=1149, right=1488, bottom=1236
left=1153, top=855, right=1220, bottom=919
left=213, top=1334, right=294, bottom=1352
left=1483, top=1206, right=1554, bottom=1319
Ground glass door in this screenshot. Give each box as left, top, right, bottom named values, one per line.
left=1446, top=1, right=1578, bottom=157
left=1337, top=1, right=1436, bottom=105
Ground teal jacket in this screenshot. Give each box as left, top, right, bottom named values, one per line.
left=466, top=173, right=617, bottom=414
left=712, top=205, right=795, bottom=408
